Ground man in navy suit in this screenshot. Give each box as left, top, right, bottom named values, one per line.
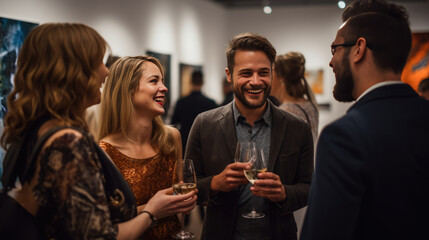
left=301, top=1, right=429, bottom=239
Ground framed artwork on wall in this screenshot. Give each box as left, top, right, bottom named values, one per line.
left=146, top=50, right=171, bottom=120
left=305, top=69, right=324, bottom=95
left=1, top=17, right=38, bottom=120
left=0, top=17, right=39, bottom=186
left=179, top=63, right=203, bottom=97
left=401, top=32, right=429, bottom=92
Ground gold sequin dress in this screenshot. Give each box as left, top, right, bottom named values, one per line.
left=99, top=141, right=181, bottom=240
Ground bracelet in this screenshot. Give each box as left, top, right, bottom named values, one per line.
left=141, top=210, right=157, bottom=225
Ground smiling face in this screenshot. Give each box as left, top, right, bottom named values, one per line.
left=132, top=61, right=167, bottom=117
left=226, top=50, right=272, bottom=111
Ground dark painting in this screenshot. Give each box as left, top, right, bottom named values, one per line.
left=0, top=17, right=38, bottom=186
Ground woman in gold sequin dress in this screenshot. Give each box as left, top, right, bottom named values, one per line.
left=98, top=56, right=184, bottom=239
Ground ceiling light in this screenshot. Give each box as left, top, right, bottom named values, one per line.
left=262, top=0, right=272, bottom=14
left=338, top=1, right=346, bottom=9
left=263, top=5, right=272, bottom=14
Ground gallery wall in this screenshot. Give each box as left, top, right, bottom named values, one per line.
left=0, top=0, right=228, bottom=109
left=225, top=1, right=429, bottom=132
left=2, top=0, right=429, bottom=129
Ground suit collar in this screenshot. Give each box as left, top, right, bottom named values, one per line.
left=218, top=103, right=238, bottom=163
left=218, top=100, right=284, bottom=167
left=348, top=83, right=418, bottom=112
left=232, top=99, right=272, bottom=127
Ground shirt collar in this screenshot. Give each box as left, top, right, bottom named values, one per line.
left=232, top=99, right=272, bottom=126
left=356, top=81, right=405, bottom=102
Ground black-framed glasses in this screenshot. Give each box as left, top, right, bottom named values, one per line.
left=331, top=42, right=357, bottom=55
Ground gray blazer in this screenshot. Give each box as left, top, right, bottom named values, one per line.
left=185, top=101, right=314, bottom=240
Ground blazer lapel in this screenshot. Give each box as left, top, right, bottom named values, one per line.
left=268, top=102, right=288, bottom=172
left=218, top=103, right=237, bottom=164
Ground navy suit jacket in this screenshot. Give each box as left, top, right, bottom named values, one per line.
left=301, top=83, right=429, bottom=240
left=186, top=101, right=314, bottom=240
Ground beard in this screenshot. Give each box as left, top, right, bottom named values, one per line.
left=233, top=80, right=271, bottom=109
left=333, top=52, right=355, bottom=102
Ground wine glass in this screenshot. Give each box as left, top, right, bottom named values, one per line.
left=242, top=143, right=267, bottom=219
left=172, top=159, right=197, bottom=239
left=234, top=141, right=243, bottom=163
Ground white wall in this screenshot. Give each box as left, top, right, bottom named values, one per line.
left=2, top=0, right=428, bottom=129
left=0, top=0, right=228, bottom=107
left=225, top=1, right=429, bottom=133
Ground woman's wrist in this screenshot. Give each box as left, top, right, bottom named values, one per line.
left=141, top=210, right=157, bottom=226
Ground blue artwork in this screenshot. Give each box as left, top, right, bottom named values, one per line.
left=0, top=17, right=38, bottom=187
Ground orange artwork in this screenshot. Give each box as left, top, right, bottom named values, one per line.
left=401, top=32, right=429, bottom=92
left=305, top=69, right=324, bottom=94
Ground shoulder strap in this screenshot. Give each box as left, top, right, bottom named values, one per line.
left=1, top=126, right=75, bottom=191
left=21, top=126, right=76, bottom=184
left=294, top=103, right=311, bottom=128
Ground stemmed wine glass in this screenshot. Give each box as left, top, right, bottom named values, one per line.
left=241, top=143, right=268, bottom=219
left=172, top=159, right=197, bottom=239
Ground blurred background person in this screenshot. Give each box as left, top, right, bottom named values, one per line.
left=271, top=52, right=319, bottom=144
left=171, top=70, right=217, bottom=227
left=171, top=70, right=218, bottom=155
left=418, top=77, right=429, bottom=100
left=221, top=77, right=233, bottom=106
left=0, top=23, right=196, bottom=240
left=98, top=55, right=193, bottom=239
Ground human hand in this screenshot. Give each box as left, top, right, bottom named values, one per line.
left=210, top=162, right=250, bottom=192
left=144, top=187, right=197, bottom=220
left=250, top=172, right=286, bottom=202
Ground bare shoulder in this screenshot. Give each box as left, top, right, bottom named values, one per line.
left=167, top=125, right=181, bottom=140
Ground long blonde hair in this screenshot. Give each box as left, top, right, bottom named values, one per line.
left=1, top=23, right=107, bottom=149
left=98, top=56, right=177, bottom=159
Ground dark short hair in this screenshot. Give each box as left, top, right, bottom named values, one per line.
left=342, top=12, right=411, bottom=74
left=191, top=70, right=203, bottom=86
left=342, top=0, right=409, bottom=24
left=226, top=32, right=276, bottom=74
left=418, top=78, right=429, bottom=93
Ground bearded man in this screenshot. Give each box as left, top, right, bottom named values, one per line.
left=301, top=0, right=429, bottom=239
left=185, top=32, right=314, bottom=240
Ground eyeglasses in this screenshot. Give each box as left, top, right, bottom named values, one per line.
left=331, top=42, right=357, bottom=55
left=331, top=40, right=372, bottom=55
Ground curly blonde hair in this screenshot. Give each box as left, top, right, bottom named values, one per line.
left=98, top=56, right=177, bottom=159
left=1, top=23, right=107, bottom=149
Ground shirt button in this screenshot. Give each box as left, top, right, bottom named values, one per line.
left=248, top=129, right=252, bottom=133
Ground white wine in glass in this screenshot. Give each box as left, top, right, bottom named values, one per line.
left=172, top=159, right=197, bottom=240
left=242, top=144, right=268, bottom=219
left=243, top=168, right=268, bottom=185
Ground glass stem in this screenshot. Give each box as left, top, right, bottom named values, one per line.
left=251, top=185, right=256, bottom=212
left=180, top=213, right=185, bottom=232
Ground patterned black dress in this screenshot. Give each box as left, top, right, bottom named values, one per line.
left=32, top=128, right=137, bottom=239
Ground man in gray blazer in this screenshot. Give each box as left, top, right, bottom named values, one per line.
left=185, top=32, right=314, bottom=240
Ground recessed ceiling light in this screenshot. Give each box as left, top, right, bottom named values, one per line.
left=338, top=1, right=346, bottom=9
